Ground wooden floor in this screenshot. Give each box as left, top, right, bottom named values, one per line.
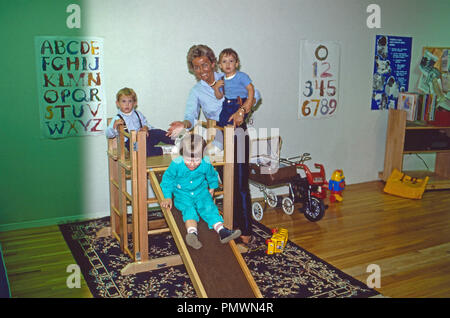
left=0, top=226, right=92, bottom=298
left=261, top=181, right=450, bottom=298
left=1, top=180, right=449, bottom=298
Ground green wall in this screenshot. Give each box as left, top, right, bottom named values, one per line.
left=0, top=0, right=85, bottom=230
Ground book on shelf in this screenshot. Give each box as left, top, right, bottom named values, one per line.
left=397, top=92, right=448, bottom=125
left=397, top=92, right=417, bottom=121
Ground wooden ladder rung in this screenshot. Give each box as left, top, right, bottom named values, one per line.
left=148, top=228, right=170, bottom=235
left=111, top=181, right=133, bottom=205
left=124, top=246, right=134, bottom=259
left=118, top=161, right=131, bottom=171
left=112, top=206, right=121, bottom=217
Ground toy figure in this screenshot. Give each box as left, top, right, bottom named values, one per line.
left=328, top=169, right=345, bottom=203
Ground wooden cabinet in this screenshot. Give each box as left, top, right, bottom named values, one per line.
left=380, top=109, right=450, bottom=190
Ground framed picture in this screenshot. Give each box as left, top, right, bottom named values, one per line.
left=397, top=92, right=417, bottom=121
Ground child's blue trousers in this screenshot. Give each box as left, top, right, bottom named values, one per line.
left=174, top=189, right=224, bottom=229
left=125, top=128, right=174, bottom=156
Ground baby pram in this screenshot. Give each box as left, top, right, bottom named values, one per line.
left=249, top=136, right=327, bottom=221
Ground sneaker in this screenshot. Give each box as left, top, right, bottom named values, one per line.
left=186, top=232, right=202, bottom=249
left=218, top=227, right=242, bottom=244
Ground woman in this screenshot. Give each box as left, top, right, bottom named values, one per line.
left=167, top=44, right=260, bottom=245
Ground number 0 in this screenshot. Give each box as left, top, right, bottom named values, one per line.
left=315, top=45, right=328, bottom=61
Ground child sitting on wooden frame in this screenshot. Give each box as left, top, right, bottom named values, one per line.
left=160, top=134, right=241, bottom=249
left=106, top=87, right=175, bottom=156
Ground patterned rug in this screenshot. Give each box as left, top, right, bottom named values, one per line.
left=59, top=210, right=380, bottom=298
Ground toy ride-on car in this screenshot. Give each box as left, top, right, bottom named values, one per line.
left=288, top=166, right=327, bottom=222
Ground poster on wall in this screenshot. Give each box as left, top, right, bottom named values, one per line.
left=419, top=47, right=449, bottom=94
left=35, top=36, right=106, bottom=139
left=299, top=40, right=340, bottom=120
left=371, top=35, right=412, bottom=110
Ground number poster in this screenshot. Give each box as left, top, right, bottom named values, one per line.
left=35, top=36, right=106, bottom=139
left=299, top=40, right=340, bottom=119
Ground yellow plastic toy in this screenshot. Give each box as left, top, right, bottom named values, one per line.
left=383, top=168, right=429, bottom=199
left=265, top=228, right=288, bottom=255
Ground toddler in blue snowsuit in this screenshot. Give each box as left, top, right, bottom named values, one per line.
left=160, top=134, right=241, bottom=249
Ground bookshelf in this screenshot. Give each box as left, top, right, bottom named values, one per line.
left=380, top=109, right=450, bottom=190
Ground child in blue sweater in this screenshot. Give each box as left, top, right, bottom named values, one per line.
left=212, top=48, right=255, bottom=127
left=160, top=134, right=241, bottom=249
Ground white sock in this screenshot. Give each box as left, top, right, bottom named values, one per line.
left=187, top=227, right=198, bottom=235
left=213, top=222, right=224, bottom=233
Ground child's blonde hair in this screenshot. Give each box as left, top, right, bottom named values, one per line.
left=116, top=87, right=137, bottom=104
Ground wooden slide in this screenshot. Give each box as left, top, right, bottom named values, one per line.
left=150, top=171, right=262, bottom=298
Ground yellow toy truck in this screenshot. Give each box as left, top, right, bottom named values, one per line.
left=265, top=228, right=288, bottom=255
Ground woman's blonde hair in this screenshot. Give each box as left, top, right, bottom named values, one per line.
left=186, top=44, right=217, bottom=74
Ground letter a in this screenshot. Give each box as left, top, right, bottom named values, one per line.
left=66, top=264, right=81, bottom=288
left=366, top=264, right=381, bottom=288
left=66, top=4, right=81, bottom=29
left=366, top=4, right=381, bottom=29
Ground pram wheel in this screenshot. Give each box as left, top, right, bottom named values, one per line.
left=303, top=197, right=325, bottom=222
left=252, top=201, right=264, bottom=221
left=282, top=197, right=294, bottom=215
left=266, top=190, right=278, bottom=208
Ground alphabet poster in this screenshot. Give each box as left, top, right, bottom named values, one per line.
left=299, top=40, right=340, bottom=119
left=371, top=35, right=412, bottom=110
left=35, top=36, right=106, bottom=139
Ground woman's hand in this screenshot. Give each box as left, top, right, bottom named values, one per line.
left=166, top=121, right=185, bottom=138
left=161, top=198, right=173, bottom=210
left=209, top=188, right=214, bottom=197
left=228, top=109, right=245, bottom=127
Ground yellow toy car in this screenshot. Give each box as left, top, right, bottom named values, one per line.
left=265, top=228, right=288, bottom=255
